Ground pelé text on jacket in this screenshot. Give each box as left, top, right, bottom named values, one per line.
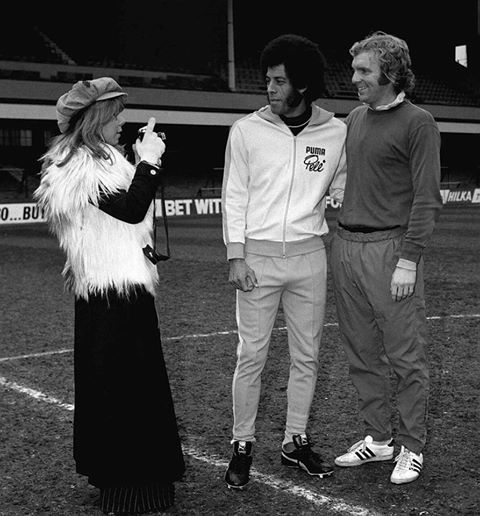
left=304, top=146, right=326, bottom=173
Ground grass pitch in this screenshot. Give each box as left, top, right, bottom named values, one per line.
left=0, top=205, right=479, bottom=515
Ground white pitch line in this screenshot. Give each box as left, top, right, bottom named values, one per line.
left=0, top=313, right=479, bottom=364
left=0, top=375, right=74, bottom=411
left=164, top=321, right=339, bottom=341
left=0, top=348, right=72, bottom=363
left=1, top=313, right=478, bottom=513
left=0, top=376, right=381, bottom=516
left=184, top=444, right=382, bottom=516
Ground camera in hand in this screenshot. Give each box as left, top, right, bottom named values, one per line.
left=138, top=127, right=166, bottom=142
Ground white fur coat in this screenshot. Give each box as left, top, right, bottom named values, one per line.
left=34, top=145, right=159, bottom=300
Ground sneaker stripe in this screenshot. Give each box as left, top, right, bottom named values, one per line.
left=355, top=448, right=375, bottom=461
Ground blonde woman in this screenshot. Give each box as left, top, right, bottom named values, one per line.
left=34, top=78, right=184, bottom=515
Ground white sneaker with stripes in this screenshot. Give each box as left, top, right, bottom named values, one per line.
left=390, top=446, right=423, bottom=484
left=334, top=435, right=394, bottom=467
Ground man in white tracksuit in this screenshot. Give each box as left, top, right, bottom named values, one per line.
left=221, top=34, right=347, bottom=489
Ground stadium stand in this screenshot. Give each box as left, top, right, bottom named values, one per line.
left=413, top=70, right=480, bottom=107
left=234, top=48, right=480, bottom=107
left=0, top=26, right=65, bottom=65
left=1, top=21, right=480, bottom=203
left=2, top=24, right=480, bottom=104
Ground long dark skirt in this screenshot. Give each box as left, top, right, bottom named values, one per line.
left=73, top=286, right=185, bottom=493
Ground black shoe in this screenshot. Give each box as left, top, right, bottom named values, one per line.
left=225, top=440, right=253, bottom=490
left=281, top=434, right=333, bottom=478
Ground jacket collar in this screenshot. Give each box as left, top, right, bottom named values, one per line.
left=368, top=91, right=406, bottom=111
left=255, top=103, right=335, bottom=127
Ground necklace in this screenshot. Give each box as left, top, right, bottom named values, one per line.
left=285, top=117, right=311, bottom=128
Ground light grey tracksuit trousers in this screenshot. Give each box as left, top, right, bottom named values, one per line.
left=232, top=238, right=327, bottom=443
left=330, top=227, right=429, bottom=454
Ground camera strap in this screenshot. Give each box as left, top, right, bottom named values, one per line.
left=152, top=180, right=170, bottom=260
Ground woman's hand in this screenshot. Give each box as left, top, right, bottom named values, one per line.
left=133, top=117, right=165, bottom=165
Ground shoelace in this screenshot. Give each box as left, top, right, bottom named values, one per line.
left=394, top=449, right=412, bottom=469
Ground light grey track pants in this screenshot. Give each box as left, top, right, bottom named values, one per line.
left=330, top=227, right=429, bottom=454
left=232, top=247, right=327, bottom=443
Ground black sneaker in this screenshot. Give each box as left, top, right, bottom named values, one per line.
left=281, top=434, right=333, bottom=478
left=225, top=440, right=253, bottom=490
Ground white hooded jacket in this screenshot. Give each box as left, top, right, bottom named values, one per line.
left=222, top=104, right=347, bottom=259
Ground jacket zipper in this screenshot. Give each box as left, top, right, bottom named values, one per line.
left=282, top=135, right=297, bottom=258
